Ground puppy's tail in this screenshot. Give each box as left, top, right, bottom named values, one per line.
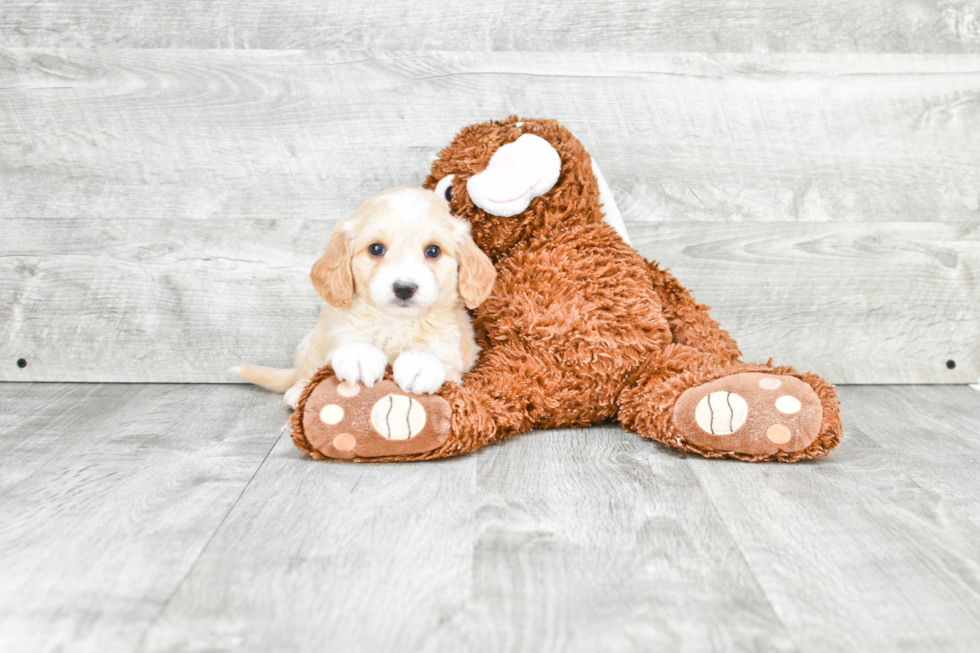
left=233, top=365, right=298, bottom=394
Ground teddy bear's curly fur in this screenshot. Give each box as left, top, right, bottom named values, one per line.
left=291, top=116, right=842, bottom=463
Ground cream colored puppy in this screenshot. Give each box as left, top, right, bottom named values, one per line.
left=236, top=187, right=496, bottom=408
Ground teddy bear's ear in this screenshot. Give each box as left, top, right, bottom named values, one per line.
left=311, top=223, right=354, bottom=308
left=456, top=233, right=496, bottom=310
left=588, top=157, right=631, bottom=245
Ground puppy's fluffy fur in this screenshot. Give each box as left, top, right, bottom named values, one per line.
left=237, top=187, right=495, bottom=408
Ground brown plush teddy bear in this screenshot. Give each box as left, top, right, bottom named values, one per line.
left=291, top=116, right=842, bottom=463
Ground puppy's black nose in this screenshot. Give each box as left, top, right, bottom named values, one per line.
left=393, top=281, right=418, bottom=301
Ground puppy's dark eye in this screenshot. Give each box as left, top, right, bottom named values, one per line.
left=369, top=243, right=386, bottom=256
left=425, top=245, right=441, bottom=259
left=443, top=185, right=453, bottom=202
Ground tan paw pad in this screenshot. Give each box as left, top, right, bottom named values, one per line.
left=759, top=377, right=782, bottom=390
left=299, top=377, right=450, bottom=459
left=337, top=381, right=360, bottom=397
left=775, top=396, right=801, bottom=414
left=320, top=404, right=344, bottom=424
left=370, top=395, right=426, bottom=440
left=694, top=391, right=748, bottom=435
left=332, top=432, right=356, bottom=451
left=766, top=424, right=792, bottom=444
left=675, top=372, right=823, bottom=457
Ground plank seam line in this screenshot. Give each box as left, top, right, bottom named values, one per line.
left=133, top=428, right=286, bottom=653
left=682, top=458, right=802, bottom=652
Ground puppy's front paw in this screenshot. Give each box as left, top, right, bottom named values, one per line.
left=284, top=380, right=309, bottom=410
left=393, top=351, right=447, bottom=394
left=331, top=343, right=388, bottom=387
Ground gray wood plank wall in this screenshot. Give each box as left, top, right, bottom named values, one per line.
left=3, top=51, right=980, bottom=225
left=1, top=11, right=978, bottom=385
left=2, top=218, right=976, bottom=384
left=3, top=1, right=980, bottom=52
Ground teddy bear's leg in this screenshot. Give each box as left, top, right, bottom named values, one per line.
left=291, top=348, right=544, bottom=462
left=646, top=259, right=742, bottom=364
left=618, top=344, right=842, bottom=462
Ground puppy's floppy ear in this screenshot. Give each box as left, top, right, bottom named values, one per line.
left=456, top=233, right=496, bottom=309
left=311, top=223, right=354, bottom=308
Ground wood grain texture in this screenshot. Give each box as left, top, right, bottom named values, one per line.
left=0, top=384, right=957, bottom=652
left=421, top=426, right=797, bottom=652
left=141, top=427, right=479, bottom=653
left=2, top=1, right=980, bottom=52
left=0, top=382, right=284, bottom=653
left=0, top=217, right=324, bottom=384
left=630, top=222, right=980, bottom=385
left=844, top=385, right=980, bottom=521
left=687, top=384, right=980, bottom=652
left=141, top=424, right=796, bottom=653
left=2, top=49, right=979, bottom=225
left=1, top=219, right=975, bottom=384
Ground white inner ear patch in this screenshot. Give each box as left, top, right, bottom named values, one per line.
left=695, top=391, right=748, bottom=435
left=371, top=394, right=426, bottom=440
left=590, top=158, right=630, bottom=245
left=466, top=134, right=561, bottom=217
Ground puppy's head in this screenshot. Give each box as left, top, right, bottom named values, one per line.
left=423, top=116, right=604, bottom=261
left=311, top=187, right=495, bottom=317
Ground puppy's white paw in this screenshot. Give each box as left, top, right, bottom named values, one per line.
left=393, top=351, right=447, bottom=394
left=284, top=380, right=309, bottom=410
left=331, top=343, right=388, bottom=387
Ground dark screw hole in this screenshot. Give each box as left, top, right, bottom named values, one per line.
left=16, top=358, right=27, bottom=368
left=946, top=359, right=956, bottom=369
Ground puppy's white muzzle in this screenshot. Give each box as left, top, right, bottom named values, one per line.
left=370, top=260, right=439, bottom=316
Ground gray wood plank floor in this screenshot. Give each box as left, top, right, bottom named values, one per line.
left=2, top=382, right=979, bottom=653
left=0, top=383, right=285, bottom=653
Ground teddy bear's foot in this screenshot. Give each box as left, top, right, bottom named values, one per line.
left=292, top=375, right=450, bottom=460
left=674, top=372, right=825, bottom=459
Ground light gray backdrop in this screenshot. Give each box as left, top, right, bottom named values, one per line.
left=2, top=4, right=978, bottom=385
